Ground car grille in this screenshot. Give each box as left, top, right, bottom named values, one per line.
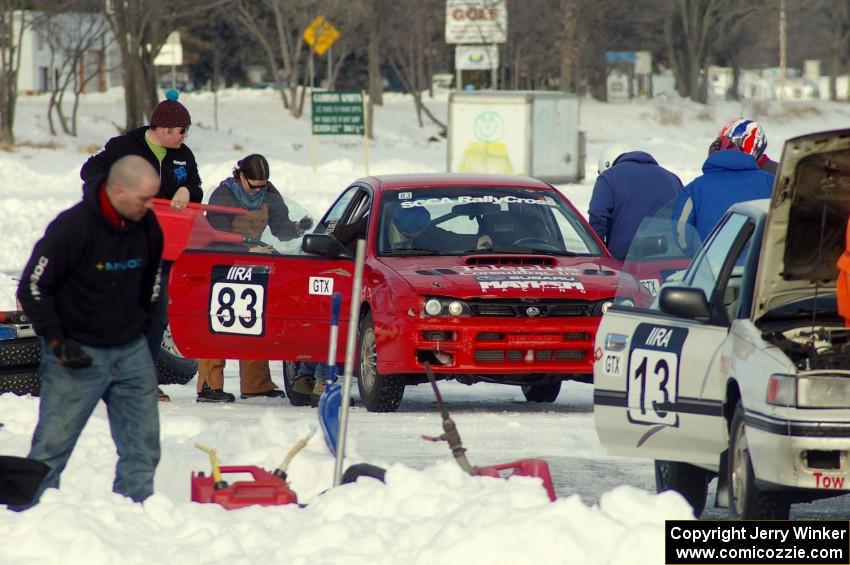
left=468, top=300, right=594, bottom=318
left=474, top=349, right=586, bottom=363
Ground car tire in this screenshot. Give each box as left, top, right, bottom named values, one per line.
left=357, top=313, right=404, bottom=412
left=728, top=401, right=791, bottom=519
left=155, top=326, right=197, bottom=385
left=521, top=381, right=561, bottom=403
left=282, top=361, right=297, bottom=400
left=655, top=460, right=710, bottom=517
left=0, top=337, right=41, bottom=396
left=341, top=463, right=387, bottom=484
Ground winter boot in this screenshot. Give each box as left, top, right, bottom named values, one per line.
left=241, top=388, right=286, bottom=400
left=310, top=379, right=325, bottom=408
left=196, top=382, right=235, bottom=403
left=289, top=375, right=315, bottom=407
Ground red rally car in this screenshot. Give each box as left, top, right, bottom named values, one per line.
left=168, top=174, right=637, bottom=412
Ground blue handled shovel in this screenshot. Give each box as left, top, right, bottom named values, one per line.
left=318, top=292, right=343, bottom=455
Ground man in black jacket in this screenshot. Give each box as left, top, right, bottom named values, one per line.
left=80, top=90, right=202, bottom=207
left=80, top=91, right=201, bottom=399
left=14, top=155, right=163, bottom=509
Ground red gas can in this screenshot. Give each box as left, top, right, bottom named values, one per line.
left=191, top=465, right=298, bottom=510
left=474, top=459, right=557, bottom=501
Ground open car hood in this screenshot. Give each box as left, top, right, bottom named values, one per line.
left=754, top=129, right=850, bottom=321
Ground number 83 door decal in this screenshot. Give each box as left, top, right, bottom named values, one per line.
left=208, top=265, right=270, bottom=336
left=626, top=323, right=688, bottom=427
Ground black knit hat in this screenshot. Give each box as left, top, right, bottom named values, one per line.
left=150, top=89, right=191, bottom=128
left=236, top=154, right=270, bottom=181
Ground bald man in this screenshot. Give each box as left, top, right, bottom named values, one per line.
left=14, top=155, right=164, bottom=509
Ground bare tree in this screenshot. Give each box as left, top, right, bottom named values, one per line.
left=665, top=0, right=767, bottom=103
left=104, top=0, right=227, bottom=132
left=232, top=0, right=321, bottom=118
left=0, top=1, right=35, bottom=144
left=43, top=5, right=113, bottom=136
left=383, top=0, right=446, bottom=133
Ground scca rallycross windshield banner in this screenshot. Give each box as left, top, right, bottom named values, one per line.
left=398, top=195, right=558, bottom=208
left=665, top=520, right=849, bottom=564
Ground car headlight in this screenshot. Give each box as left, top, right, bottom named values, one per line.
left=423, top=297, right=469, bottom=317
left=767, top=374, right=850, bottom=408
left=424, top=298, right=443, bottom=316
left=798, top=376, right=850, bottom=408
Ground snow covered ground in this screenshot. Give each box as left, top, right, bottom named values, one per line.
left=2, top=88, right=850, bottom=564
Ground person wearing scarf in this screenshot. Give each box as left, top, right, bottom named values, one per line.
left=198, top=154, right=305, bottom=402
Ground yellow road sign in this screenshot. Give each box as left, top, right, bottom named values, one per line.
left=303, top=16, right=340, bottom=56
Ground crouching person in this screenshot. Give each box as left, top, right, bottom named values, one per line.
left=13, top=155, right=163, bottom=509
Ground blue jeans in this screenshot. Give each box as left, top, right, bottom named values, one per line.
left=20, top=337, right=160, bottom=508
left=296, top=361, right=328, bottom=380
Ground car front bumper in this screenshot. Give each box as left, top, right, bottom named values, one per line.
left=374, top=311, right=600, bottom=376
left=746, top=411, right=850, bottom=493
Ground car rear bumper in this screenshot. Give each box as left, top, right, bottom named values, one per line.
left=374, top=312, right=599, bottom=376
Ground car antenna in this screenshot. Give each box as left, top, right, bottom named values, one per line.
left=421, top=361, right=474, bottom=474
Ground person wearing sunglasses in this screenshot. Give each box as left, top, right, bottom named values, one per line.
left=80, top=88, right=202, bottom=402
left=197, top=153, right=311, bottom=403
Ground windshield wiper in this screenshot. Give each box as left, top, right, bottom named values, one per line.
left=468, top=247, right=578, bottom=256
left=383, top=247, right=455, bottom=256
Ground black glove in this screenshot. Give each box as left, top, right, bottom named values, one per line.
left=49, top=339, right=93, bottom=369
left=298, top=216, right=314, bottom=231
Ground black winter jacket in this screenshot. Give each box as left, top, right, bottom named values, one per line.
left=80, top=126, right=203, bottom=202
left=17, top=178, right=164, bottom=347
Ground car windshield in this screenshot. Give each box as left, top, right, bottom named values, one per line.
left=179, top=195, right=315, bottom=255
left=377, top=187, right=603, bottom=256
left=614, top=202, right=702, bottom=308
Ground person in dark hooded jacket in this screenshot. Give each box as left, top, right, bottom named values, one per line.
left=80, top=90, right=201, bottom=401
left=588, top=149, right=682, bottom=260
left=13, top=156, right=163, bottom=509
left=80, top=89, right=201, bottom=207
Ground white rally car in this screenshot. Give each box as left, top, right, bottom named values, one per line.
left=594, top=129, right=850, bottom=519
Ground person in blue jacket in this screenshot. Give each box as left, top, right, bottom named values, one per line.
left=588, top=146, right=682, bottom=260
left=672, top=136, right=774, bottom=249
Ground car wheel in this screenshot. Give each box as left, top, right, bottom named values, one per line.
left=357, top=313, right=404, bottom=412
left=655, top=460, right=710, bottom=517
left=0, top=337, right=41, bottom=396
left=728, top=401, right=791, bottom=519
left=282, top=361, right=297, bottom=400
left=521, top=381, right=561, bottom=403
left=155, top=326, right=197, bottom=385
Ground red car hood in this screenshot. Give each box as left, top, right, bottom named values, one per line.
left=377, top=254, right=623, bottom=301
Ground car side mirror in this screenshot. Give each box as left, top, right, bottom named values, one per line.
left=658, top=286, right=710, bottom=321
left=301, top=234, right=354, bottom=259
left=630, top=235, right=668, bottom=259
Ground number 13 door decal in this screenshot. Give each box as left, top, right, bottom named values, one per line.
left=209, top=265, right=270, bottom=336
left=626, top=323, right=687, bottom=427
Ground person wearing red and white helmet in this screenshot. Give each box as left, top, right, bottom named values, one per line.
left=719, top=118, right=778, bottom=173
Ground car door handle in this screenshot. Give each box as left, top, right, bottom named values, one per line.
left=604, top=333, right=628, bottom=351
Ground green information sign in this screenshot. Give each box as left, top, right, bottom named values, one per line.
left=311, top=91, right=365, bottom=135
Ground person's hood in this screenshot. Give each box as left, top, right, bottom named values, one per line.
left=127, top=126, right=150, bottom=144
left=613, top=151, right=658, bottom=167
left=753, top=129, right=850, bottom=320
left=702, top=149, right=760, bottom=173
left=377, top=254, right=624, bottom=302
